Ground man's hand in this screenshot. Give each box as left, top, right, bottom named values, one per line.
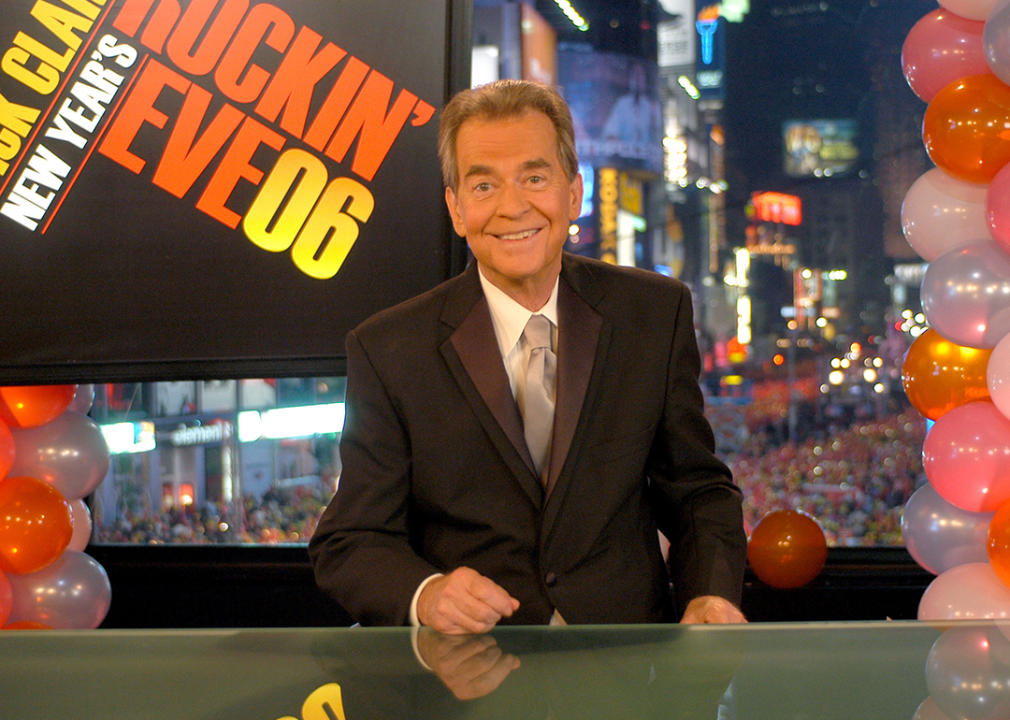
left=417, top=567, right=520, bottom=634
left=680, top=595, right=747, bottom=624
left=416, top=629, right=521, bottom=700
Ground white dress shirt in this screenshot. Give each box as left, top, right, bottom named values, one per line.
left=479, top=270, right=559, bottom=406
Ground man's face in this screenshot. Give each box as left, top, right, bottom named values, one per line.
left=445, top=110, right=583, bottom=300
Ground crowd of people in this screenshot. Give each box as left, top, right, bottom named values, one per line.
left=728, top=414, right=925, bottom=546
left=706, top=375, right=927, bottom=546
left=92, top=379, right=927, bottom=549
left=94, top=483, right=334, bottom=545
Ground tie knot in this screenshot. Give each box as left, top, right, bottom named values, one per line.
left=524, top=314, right=552, bottom=352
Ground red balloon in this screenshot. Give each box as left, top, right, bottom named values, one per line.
left=0, top=385, right=76, bottom=429
left=0, top=476, right=73, bottom=575
left=923, top=75, right=1010, bottom=184
left=748, top=510, right=828, bottom=589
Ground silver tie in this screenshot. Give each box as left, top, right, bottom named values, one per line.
left=522, top=314, right=556, bottom=480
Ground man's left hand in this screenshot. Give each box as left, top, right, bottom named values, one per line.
left=680, top=595, right=747, bottom=624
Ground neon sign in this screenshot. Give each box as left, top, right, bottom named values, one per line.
left=751, top=191, right=802, bottom=226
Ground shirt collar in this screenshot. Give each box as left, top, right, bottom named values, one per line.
left=478, top=268, right=559, bottom=357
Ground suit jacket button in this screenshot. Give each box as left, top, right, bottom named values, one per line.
left=544, top=572, right=557, bottom=587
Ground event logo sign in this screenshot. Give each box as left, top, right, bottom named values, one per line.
left=0, top=0, right=456, bottom=381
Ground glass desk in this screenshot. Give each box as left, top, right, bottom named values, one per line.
left=2, top=621, right=1004, bottom=719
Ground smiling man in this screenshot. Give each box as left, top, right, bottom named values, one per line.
left=310, top=80, right=747, bottom=633
left=445, top=109, right=580, bottom=312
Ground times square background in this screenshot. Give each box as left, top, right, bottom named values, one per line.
left=89, top=0, right=932, bottom=549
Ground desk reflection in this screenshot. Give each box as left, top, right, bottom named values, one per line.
left=309, top=625, right=744, bottom=720
left=921, top=623, right=1010, bottom=720
left=415, top=630, right=521, bottom=700
left=0, top=622, right=952, bottom=720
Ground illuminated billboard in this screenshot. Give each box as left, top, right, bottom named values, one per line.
left=783, top=119, right=859, bottom=178
left=751, top=191, right=801, bottom=226
left=558, top=51, right=663, bottom=175
left=0, top=0, right=466, bottom=383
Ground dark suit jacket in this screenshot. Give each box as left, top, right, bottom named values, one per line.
left=309, top=253, right=746, bottom=626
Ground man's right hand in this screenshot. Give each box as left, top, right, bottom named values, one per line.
left=417, top=567, right=520, bottom=634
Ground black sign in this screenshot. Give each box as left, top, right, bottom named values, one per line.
left=0, top=0, right=470, bottom=383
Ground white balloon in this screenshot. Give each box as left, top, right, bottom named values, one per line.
left=68, top=384, right=95, bottom=415
left=985, top=0, right=1010, bottom=84
left=901, top=483, right=993, bottom=574
left=67, top=499, right=92, bottom=552
left=9, top=411, right=111, bottom=501
left=921, top=240, right=1010, bottom=349
left=901, top=168, right=991, bottom=261
left=6, top=550, right=111, bottom=629
left=939, top=0, right=1001, bottom=21
left=919, top=563, right=1010, bottom=620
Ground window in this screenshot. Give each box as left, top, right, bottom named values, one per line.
left=91, top=380, right=342, bottom=545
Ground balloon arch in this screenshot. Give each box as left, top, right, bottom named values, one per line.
left=0, top=385, right=111, bottom=629
left=898, top=0, right=1010, bottom=619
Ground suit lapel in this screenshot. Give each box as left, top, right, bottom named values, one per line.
left=546, top=278, right=603, bottom=497
left=450, top=299, right=533, bottom=470
left=441, top=266, right=544, bottom=506
left=540, top=255, right=611, bottom=539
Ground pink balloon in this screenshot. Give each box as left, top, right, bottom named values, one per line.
left=987, top=332, right=1010, bottom=419
left=921, top=240, right=1010, bottom=349
left=902, top=168, right=991, bottom=261
left=919, top=562, right=1010, bottom=620
left=901, top=483, right=993, bottom=573
left=988, top=162, right=1010, bottom=252
left=6, top=550, right=111, bottom=629
left=9, top=411, right=111, bottom=501
left=923, top=401, right=1010, bottom=512
left=67, top=499, right=92, bottom=552
left=0, top=571, right=11, bottom=627
left=927, top=625, right=1010, bottom=720
left=939, top=0, right=1002, bottom=21
left=903, top=9, right=991, bottom=102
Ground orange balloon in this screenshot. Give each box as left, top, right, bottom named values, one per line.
left=0, top=419, right=12, bottom=481
left=923, top=74, right=1010, bottom=184
left=0, top=385, right=76, bottom=429
left=0, top=476, right=73, bottom=575
left=902, top=329, right=993, bottom=421
left=988, top=501, right=1010, bottom=589
left=3, top=621, right=51, bottom=630
left=748, top=509, right=827, bottom=589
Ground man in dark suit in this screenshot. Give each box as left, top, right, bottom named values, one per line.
left=309, top=79, right=747, bottom=633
